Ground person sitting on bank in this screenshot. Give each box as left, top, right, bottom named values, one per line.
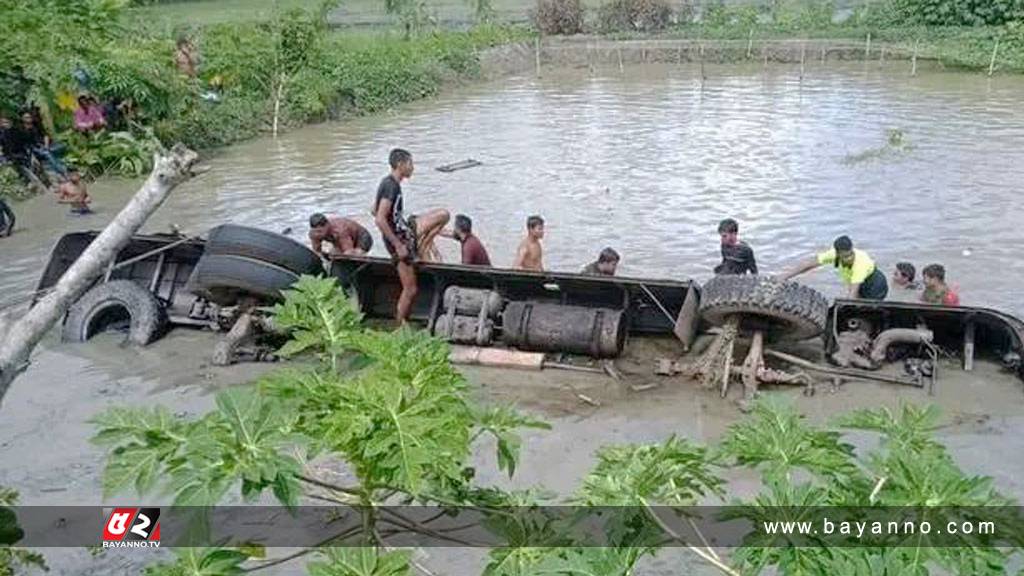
left=443, top=214, right=491, bottom=266
left=714, top=218, right=757, bottom=275
left=57, top=169, right=92, bottom=215
left=309, top=213, right=372, bottom=258
left=513, top=215, right=545, bottom=271
left=781, top=235, right=888, bottom=300
left=921, top=263, right=960, bottom=306
left=892, top=261, right=920, bottom=290
left=373, top=148, right=450, bottom=323
left=73, top=94, right=106, bottom=133
left=582, top=247, right=619, bottom=276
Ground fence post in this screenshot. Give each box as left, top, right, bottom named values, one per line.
left=865, top=32, right=872, bottom=59
left=747, top=28, right=753, bottom=59
left=909, top=39, right=918, bottom=76
left=534, top=36, right=541, bottom=77
left=800, top=41, right=806, bottom=80
left=989, top=37, right=1000, bottom=76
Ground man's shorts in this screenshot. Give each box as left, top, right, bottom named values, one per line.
left=383, top=216, right=418, bottom=264
left=356, top=227, right=373, bottom=253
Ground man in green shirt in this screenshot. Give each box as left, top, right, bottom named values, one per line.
left=781, top=235, right=888, bottom=300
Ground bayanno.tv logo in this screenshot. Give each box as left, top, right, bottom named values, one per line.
left=102, top=507, right=161, bottom=548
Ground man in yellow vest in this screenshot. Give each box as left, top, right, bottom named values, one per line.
left=781, top=235, right=888, bottom=300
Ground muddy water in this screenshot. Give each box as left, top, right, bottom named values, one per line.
left=4, top=62, right=1024, bottom=311
left=3, top=62, right=1024, bottom=574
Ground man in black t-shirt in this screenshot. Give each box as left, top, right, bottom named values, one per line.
left=714, top=218, right=758, bottom=275
left=373, top=148, right=449, bottom=322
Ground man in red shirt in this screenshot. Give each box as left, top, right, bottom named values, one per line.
left=921, top=264, right=960, bottom=306
left=444, top=214, right=491, bottom=266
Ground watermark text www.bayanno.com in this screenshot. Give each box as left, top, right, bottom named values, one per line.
left=763, top=518, right=997, bottom=539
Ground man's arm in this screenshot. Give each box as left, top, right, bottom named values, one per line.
left=375, top=198, right=407, bottom=258
left=847, top=283, right=861, bottom=299
left=780, top=256, right=820, bottom=281
left=309, top=232, right=324, bottom=258
left=747, top=247, right=758, bottom=275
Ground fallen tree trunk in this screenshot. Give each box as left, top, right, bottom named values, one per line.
left=0, top=144, right=200, bottom=405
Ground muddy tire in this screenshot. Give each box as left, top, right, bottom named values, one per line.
left=205, top=224, right=324, bottom=276
left=62, top=280, right=167, bottom=345
left=188, top=253, right=299, bottom=305
left=699, top=275, right=829, bottom=341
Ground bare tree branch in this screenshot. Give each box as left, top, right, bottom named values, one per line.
left=0, top=144, right=200, bottom=405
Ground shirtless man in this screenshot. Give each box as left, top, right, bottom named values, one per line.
left=513, top=215, right=545, bottom=271
left=373, top=148, right=449, bottom=322
left=57, top=170, right=91, bottom=214
left=308, top=213, right=372, bottom=258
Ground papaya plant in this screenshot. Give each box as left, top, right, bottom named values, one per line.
left=92, top=278, right=1024, bottom=576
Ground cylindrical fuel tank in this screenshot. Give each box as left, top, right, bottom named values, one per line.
left=435, top=314, right=495, bottom=346
left=501, top=301, right=625, bottom=358
left=443, top=286, right=504, bottom=318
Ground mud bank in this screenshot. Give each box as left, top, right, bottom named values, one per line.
left=534, top=36, right=920, bottom=68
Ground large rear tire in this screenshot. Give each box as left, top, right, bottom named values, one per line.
left=699, top=275, right=829, bottom=341
left=188, top=253, right=299, bottom=305
left=205, top=224, right=324, bottom=276
left=62, top=280, right=167, bottom=345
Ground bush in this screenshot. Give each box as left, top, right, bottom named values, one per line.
left=703, top=1, right=760, bottom=28
left=532, top=0, right=586, bottom=35
left=0, top=165, right=31, bottom=201
left=883, top=0, right=1024, bottom=26
left=598, top=0, right=674, bottom=32
left=771, top=0, right=834, bottom=29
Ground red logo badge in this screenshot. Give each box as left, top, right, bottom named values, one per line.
left=102, top=508, right=161, bottom=548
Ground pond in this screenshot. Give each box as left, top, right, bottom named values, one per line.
left=3, top=61, right=1023, bottom=315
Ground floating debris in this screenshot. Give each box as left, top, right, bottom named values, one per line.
left=436, top=158, right=483, bottom=173
left=841, top=128, right=913, bottom=165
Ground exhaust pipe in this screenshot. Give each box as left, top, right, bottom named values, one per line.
left=869, top=328, right=934, bottom=364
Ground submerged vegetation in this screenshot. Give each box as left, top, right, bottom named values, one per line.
left=69, top=276, right=1024, bottom=575
left=842, top=127, right=914, bottom=165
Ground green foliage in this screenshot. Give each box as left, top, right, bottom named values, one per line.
left=532, top=0, right=586, bottom=35
left=881, top=0, right=1024, bottom=26
left=703, top=0, right=755, bottom=29
left=272, top=275, right=362, bottom=369
left=597, top=0, right=674, bottom=32
left=718, top=398, right=858, bottom=482
left=92, top=389, right=305, bottom=507
left=770, top=0, right=834, bottom=30
left=475, top=406, right=551, bottom=477
left=62, top=131, right=162, bottom=178
left=307, top=548, right=411, bottom=576
left=143, top=548, right=250, bottom=576
left=722, top=400, right=1024, bottom=575
left=264, top=328, right=477, bottom=496
left=576, top=437, right=723, bottom=506
left=0, top=488, right=47, bottom=576
left=0, top=166, right=32, bottom=202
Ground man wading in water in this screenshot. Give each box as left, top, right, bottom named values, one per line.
left=781, top=235, right=888, bottom=300
left=714, top=218, right=757, bottom=275
left=373, top=148, right=450, bottom=323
